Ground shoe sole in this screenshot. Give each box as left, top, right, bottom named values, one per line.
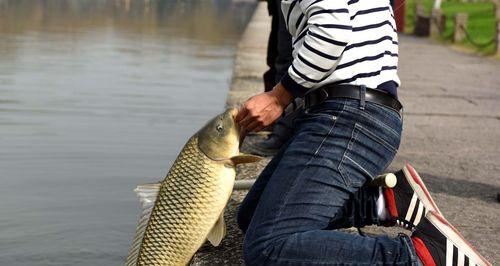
left=427, top=211, right=492, bottom=266
left=403, top=163, right=442, bottom=216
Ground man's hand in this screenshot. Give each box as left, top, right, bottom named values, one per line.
left=236, top=83, right=293, bottom=139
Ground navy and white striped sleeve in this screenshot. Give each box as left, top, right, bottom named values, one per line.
left=281, top=0, right=351, bottom=98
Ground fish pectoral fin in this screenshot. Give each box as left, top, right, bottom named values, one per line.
left=207, top=211, right=226, bottom=247
left=230, top=153, right=262, bottom=165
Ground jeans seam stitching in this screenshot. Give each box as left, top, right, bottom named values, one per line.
left=355, top=123, right=398, bottom=153
left=266, top=106, right=341, bottom=253
left=300, top=113, right=337, bottom=121
left=338, top=121, right=358, bottom=186
left=310, top=115, right=337, bottom=159
left=266, top=253, right=377, bottom=265
left=345, top=155, right=372, bottom=178
left=344, top=105, right=401, bottom=137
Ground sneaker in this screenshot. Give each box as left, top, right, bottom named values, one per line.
left=411, top=211, right=491, bottom=266
left=383, top=163, right=442, bottom=229
left=244, top=134, right=282, bottom=157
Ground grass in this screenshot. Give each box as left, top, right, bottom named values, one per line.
left=403, top=0, right=497, bottom=54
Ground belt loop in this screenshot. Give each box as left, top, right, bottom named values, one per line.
left=359, top=85, right=366, bottom=110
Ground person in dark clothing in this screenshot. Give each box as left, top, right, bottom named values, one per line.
left=247, top=0, right=300, bottom=157
left=269, top=0, right=293, bottom=87
left=262, top=0, right=280, bottom=92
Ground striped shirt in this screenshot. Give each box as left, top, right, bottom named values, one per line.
left=279, top=0, right=400, bottom=98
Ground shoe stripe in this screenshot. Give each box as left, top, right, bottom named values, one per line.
left=413, top=202, right=425, bottom=226
left=453, top=245, right=459, bottom=266
left=458, top=249, right=465, bottom=266
left=409, top=200, right=420, bottom=225
left=405, top=164, right=441, bottom=214
left=469, top=257, right=476, bottom=266
left=447, top=239, right=454, bottom=266
left=430, top=211, right=491, bottom=266
left=405, top=193, right=418, bottom=222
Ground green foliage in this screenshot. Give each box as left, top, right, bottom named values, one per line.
left=404, top=0, right=497, bottom=54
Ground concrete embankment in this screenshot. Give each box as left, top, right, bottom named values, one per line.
left=191, top=3, right=271, bottom=265
left=192, top=1, right=500, bottom=264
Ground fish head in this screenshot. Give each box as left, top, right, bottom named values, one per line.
left=197, top=108, right=240, bottom=160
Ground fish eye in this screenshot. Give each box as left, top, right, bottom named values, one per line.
left=216, top=125, right=223, bottom=131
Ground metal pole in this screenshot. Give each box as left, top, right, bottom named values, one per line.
left=233, top=173, right=398, bottom=191
left=433, top=0, right=442, bottom=10
left=234, top=180, right=256, bottom=190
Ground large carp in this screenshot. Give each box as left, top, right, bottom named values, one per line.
left=126, top=108, right=260, bottom=266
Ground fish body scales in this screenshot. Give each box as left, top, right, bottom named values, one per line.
left=137, top=136, right=235, bottom=265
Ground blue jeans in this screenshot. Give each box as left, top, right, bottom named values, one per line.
left=238, top=97, right=419, bottom=265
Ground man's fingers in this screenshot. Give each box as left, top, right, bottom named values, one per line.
left=239, top=114, right=255, bottom=128
left=239, top=126, right=248, bottom=146
left=236, top=106, right=248, bottom=123
left=245, top=120, right=262, bottom=133
left=252, top=125, right=266, bottom=133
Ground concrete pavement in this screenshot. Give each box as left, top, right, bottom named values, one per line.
left=191, top=3, right=500, bottom=265
left=393, top=33, right=500, bottom=264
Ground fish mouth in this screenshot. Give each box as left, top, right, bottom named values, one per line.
left=226, top=108, right=243, bottom=147
left=227, top=108, right=241, bottom=134
left=228, top=108, right=238, bottom=121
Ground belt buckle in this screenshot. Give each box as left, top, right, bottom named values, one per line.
left=319, top=88, right=329, bottom=103
left=305, top=88, right=330, bottom=108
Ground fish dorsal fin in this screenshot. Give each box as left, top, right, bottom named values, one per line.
left=125, top=183, right=161, bottom=266
left=135, top=183, right=161, bottom=208
left=207, top=210, right=226, bottom=247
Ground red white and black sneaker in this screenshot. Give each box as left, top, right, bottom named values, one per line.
left=411, top=211, right=491, bottom=266
left=383, top=163, right=442, bottom=229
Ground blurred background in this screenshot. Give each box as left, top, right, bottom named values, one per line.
left=0, top=0, right=256, bottom=265
left=404, top=0, right=498, bottom=54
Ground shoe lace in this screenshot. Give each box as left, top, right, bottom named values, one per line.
left=395, top=219, right=415, bottom=230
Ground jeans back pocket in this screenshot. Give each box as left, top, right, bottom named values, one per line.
left=338, top=123, right=400, bottom=187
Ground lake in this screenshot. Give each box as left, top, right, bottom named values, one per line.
left=0, top=0, right=256, bottom=265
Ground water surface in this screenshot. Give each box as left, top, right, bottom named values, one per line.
left=0, top=1, right=256, bottom=265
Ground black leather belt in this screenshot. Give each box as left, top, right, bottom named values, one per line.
left=304, top=84, right=403, bottom=112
